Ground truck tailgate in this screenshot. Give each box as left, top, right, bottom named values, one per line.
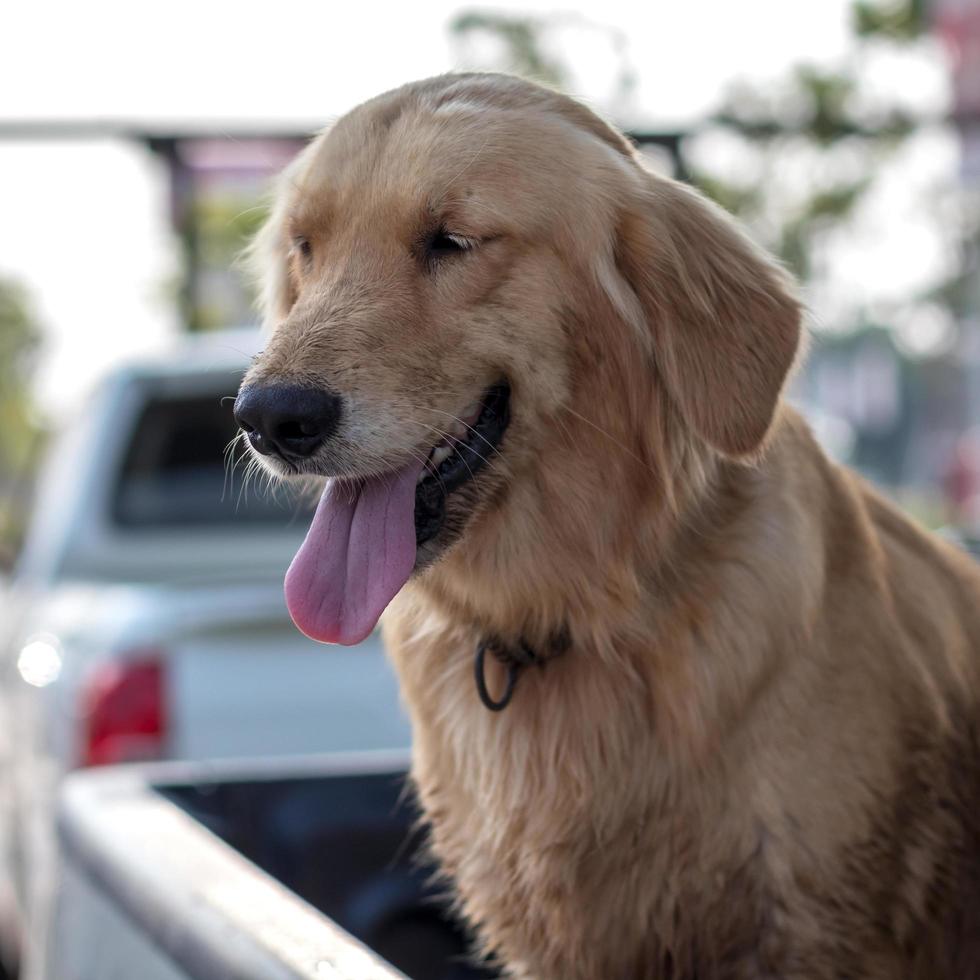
left=54, top=757, right=410, bottom=980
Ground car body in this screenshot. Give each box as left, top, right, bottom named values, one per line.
left=0, top=329, right=410, bottom=975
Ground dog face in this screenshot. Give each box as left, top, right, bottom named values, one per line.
left=236, top=74, right=802, bottom=645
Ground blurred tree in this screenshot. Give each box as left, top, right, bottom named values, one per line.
left=853, top=0, right=928, bottom=41
left=450, top=11, right=569, bottom=88
left=688, top=0, right=931, bottom=285
left=191, top=195, right=269, bottom=331
left=0, top=276, right=42, bottom=566
left=689, top=0, right=976, bottom=498
left=451, top=2, right=933, bottom=291
left=449, top=11, right=637, bottom=119
left=447, top=2, right=970, bottom=501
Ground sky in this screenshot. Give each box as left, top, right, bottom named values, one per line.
left=0, top=0, right=955, bottom=417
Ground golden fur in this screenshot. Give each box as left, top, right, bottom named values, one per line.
left=243, top=73, right=980, bottom=978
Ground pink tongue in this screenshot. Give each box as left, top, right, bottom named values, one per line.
left=284, top=458, right=424, bottom=645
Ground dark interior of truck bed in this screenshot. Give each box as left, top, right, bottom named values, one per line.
left=162, top=771, right=498, bottom=980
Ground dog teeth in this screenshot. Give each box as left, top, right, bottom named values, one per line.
left=431, top=444, right=453, bottom=468
left=416, top=403, right=482, bottom=486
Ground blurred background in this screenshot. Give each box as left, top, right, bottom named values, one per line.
left=1, top=2, right=980, bottom=977
left=2, top=0, right=980, bottom=566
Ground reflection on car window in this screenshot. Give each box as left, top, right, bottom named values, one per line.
left=112, top=392, right=314, bottom=528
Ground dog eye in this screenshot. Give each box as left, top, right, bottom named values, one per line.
left=293, top=237, right=313, bottom=262
left=426, top=230, right=474, bottom=262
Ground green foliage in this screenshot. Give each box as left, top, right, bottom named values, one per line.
left=0, top=276, right=42, bottom=565
left=776, top=176, right=873, bottom=278
left=713, top=65, right=916, bottom=146
left=187, top=195, right=270, bottom=332
left=450, top=11, right=569, bottom=88
left=449, top=10, right=637, bottom=114
left=449, top=2, right=928, bottom=289
left=689, top=172, right=762, bottom=219
left=853, top=0, right=928, bottom=41
left=691, top=0, right=929, bottom=283
left=195, top=197, right=269, bottom=269
left=0, top=278, right=41, bottom=470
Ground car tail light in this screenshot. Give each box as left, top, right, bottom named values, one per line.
left=81, top=654, right=167, bottom=767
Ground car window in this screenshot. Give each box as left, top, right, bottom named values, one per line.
left=111, top=392, right=314, bottom=528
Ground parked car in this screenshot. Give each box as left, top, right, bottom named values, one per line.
left=0, top=330, right=411, bottom=977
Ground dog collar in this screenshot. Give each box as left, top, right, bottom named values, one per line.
left=474, top=630, right=568, bottom=711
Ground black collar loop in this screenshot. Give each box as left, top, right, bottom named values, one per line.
left=474, top=633, right=566, bottom=712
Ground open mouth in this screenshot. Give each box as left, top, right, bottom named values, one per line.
left=283, top=380, right=511, bottom=646
left=415, top=382, right=511, bottom=546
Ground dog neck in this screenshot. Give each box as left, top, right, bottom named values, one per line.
left=410, top=415, right=729, bottom=652
left=394, top=409, right=822, bottom=744
left=382, top=413, right=832, bottom=958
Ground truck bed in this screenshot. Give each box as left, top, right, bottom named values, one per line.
left=53, top=754, right=497, bottom=980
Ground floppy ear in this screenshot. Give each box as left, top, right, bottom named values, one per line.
left=616, top=172, right=802, bottom=458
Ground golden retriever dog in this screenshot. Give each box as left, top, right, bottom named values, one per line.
left=234, top=73, right=980, bottom=978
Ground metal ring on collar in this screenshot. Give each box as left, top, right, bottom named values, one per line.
left=474, top=640, right=521, bottom=712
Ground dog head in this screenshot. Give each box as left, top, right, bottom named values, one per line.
left=236, top=73, right=801, bottom=644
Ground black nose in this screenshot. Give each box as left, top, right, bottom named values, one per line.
left=233, top=383, right=342, bottom=461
